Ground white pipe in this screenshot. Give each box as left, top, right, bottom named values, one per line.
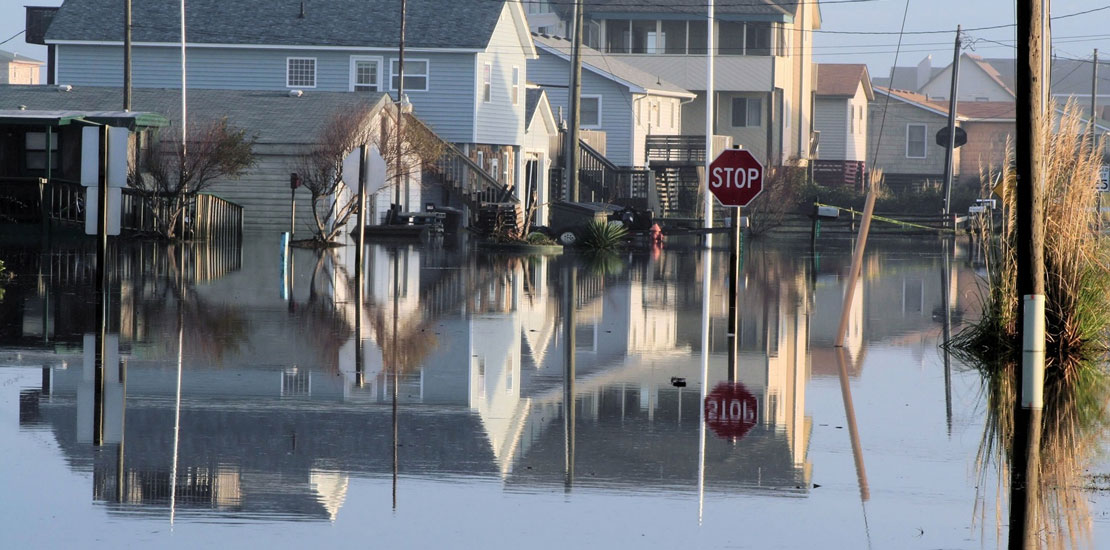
left=703, top=0, right=715, bottom=236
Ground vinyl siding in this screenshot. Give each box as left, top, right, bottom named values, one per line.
left=918, top=57, right=1014, bottom=102
left=867, top=99, right=952, bottom=176
left=632, top=95, right=681, bottom=168
left=813, top=97, right=846, bottom=160
left=55, top=44, right=477, bottom=144
left=845, top=87, right=868, bottom=162
left=474, top=4, right=528, bottom=146
left=607, top=54, right=773, bottom=93
left=958, top=120, right=1013, bottom=184
left=529, top=49, right=635, bottom=166
left=688, top=92, right=769, bottom=164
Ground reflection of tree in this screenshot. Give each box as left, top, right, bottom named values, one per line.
left=974, top=359, right=1110, bottom=548
left=297, top=250, right=356, bottom=373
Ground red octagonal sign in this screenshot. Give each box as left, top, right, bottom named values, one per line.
left=708, top=149, right=764, bottom=207
left=704, top=382, right=759, bottom=441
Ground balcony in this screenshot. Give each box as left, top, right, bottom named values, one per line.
left=646, top=135, right=732, bottom=165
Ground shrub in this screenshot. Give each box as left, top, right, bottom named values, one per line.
left=525, top=232, right=556, bottom=245
left=580, top=220, right=628, bottom=250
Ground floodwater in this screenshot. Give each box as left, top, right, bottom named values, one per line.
left=1, top=233, right=1108, bottom=549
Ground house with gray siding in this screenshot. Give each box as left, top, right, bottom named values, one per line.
left=0, top=84, right=400, bottom=233
left=813, top=64, right=872, bottom=188
left=529, top=33, right=693, bottom=168
left=38, top=0, right=537, bottom=204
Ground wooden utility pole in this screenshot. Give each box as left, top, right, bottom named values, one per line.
left=564, top=0, right=584, bottom=202
left=395, top=0, right=407, bottom=210
left=1010, top=1, right=1047, bottom=548
left=941, top=26, right=961, bottom=216
left=124, top=0, right=132, bottom=111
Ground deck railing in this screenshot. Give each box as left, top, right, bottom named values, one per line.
left=645, top=135, right=733, bottom=164
left=407, top=115, right=515, bottom=213
left=550, top=139, right=655, bottom=211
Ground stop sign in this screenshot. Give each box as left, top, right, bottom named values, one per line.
left=704, top=382, right=758, bottom=440
left=708, top=148, right=764, bottom=207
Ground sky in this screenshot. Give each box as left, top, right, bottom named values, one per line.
left=1, top=0, right=1107, bottom=76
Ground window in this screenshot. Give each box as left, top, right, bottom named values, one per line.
left=688, top=21, right=708, bottom=54
left=784, top=97, right=791, bottom=128
left=490, top=156, right=499, bottom=181
left=661, top=20, right=687, bottom=54
left=906, top=124, right=927, bottom=158
left=858, top=106, right=864, bottom=134
left=511, top=66, right=521, bottom=105
left=25, top=131, right=58, bottom=171
left=286, top=57, right=316, bottom=88
left=581, top=96, right=601, bottom=128
left=390, top=59, right=429, bottom=91
left=631, top=20, right=658, bottom=53
left=349, top=56, right=381, bottom=92
left=482, top=63, right=492, bottom=103
left=745, top=22, right=773, bottom=56
left=731, top=97, right=761, bottom=127
left=477, top=150, right=485, bottom=170
left=606, top=20, right=631, bottom=53
left=848, top=105, right=854, bottom=134
left=719, top=21, right=745, bottom=55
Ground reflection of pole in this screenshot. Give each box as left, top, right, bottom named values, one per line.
left=835, top=348, right=870, bottom=501
left=563, top=265, right=576, bottom=491
left=93, top=271, right=107, bottom=447
left=169, top=246, right=185, bottom=526
left=942, top=240, right=953, bottom=436
left=835, top=181, right=876, bottom=347
left=697, top=248, right=712, bottom=524
left=1009, top=406, right=1043, bottom=549
left=116, top=357, right=127, bottom=503
left=391, top=247, right=400, bottom=510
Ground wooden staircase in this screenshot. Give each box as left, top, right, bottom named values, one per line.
left=406, top=115, right=516, bottom=217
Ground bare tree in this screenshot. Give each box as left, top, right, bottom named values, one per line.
left=293, top=106, right=446, bottom=245
left=129, top=118, right=256, bottom=239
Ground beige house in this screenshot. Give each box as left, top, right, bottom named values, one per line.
left=0, top=50, right=43, bottom=85
left=814, top=64, right=873, bottom=188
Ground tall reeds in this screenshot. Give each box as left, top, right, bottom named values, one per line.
left=951, top=102, right=1109, bottom=365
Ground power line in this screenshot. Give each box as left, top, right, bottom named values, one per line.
left=0, top=30, right=26, bottom=47
left=870, top=0, right=913, bottom=166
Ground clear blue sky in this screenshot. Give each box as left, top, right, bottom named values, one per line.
left=1, top=1, right=1107, bottom=75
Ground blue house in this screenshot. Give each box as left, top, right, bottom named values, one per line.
left=529, top=33, right=694, bottom=169
left=37, top=0, right=537, bottom=205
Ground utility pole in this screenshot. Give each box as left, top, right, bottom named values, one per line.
left=395, top=0, right=407, bottom=211
left=564, top=0, right=584, bottom=202
left=1094, top=49, right=1101, bottom=231
left=941, top=26, right=961, bottom=216
left=1010, top=1, right=1047, bottom=548
left=124, top=0, right=132, bottom=111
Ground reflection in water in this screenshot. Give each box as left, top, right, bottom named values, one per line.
left=2, top=235, right=999, bottom=535
left=972, top=359, right=1110, bottom=548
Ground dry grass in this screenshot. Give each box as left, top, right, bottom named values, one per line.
left=951, top=102, right=1110, bottom=365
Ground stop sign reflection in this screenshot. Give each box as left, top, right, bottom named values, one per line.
left=704, top=382, right=758, bottom=441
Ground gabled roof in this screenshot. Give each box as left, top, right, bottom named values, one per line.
left=45, top=0, right=516, bottom=51
left=524, top=87, right=558, bottom=135
left=0, top=50, right=44, bottom=65
left=580, top=0, right=794, bottom=21
left=984, top=57, right=1110, bottom=97
left=0, top=85, right=390, bottom=144
left=874, top=87, right=1016, bottom=121
left=531, top=33, right=694, bottom=99
left=919, top=53, right=1014, bottom=97
left=816, top=64, right=873, bottom=100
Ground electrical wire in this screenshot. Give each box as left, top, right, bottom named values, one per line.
left=869, top=0, right=913, bottom=168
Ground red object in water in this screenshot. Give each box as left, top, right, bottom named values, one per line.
left=704, top=382, right=758, bottom=440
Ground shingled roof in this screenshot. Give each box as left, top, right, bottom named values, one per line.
left=45, top=0, right=510, bottom=50
left=816, top=64, right=873, bottom=100
left=532, top=33, right=694, bottom=98
left=0, top=85, right=390, bottom=144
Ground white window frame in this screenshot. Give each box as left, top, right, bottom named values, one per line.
left=848, top=104, right=854, bottom=134
left=490, top=156, right=500, bottom=181
left=483, top=63, right=493, bottom=103
left=348, top=55, right=383, bottom=92
left=286, top=57, right=317, bottom=88
left=389, top=58, right=430, bottom=92
left=906, top=123, right=927, bottom=158
left=784, top=97, right=791, bottom=128
left=580, top=95, right=602, bottom=128
left=511, top=66, right=521, bottom=105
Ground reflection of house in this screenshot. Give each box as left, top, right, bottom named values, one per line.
left=814, top=64, right=873, bottom=188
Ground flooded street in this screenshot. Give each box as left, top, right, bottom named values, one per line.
left=2, top=234, right=1109, bottom=548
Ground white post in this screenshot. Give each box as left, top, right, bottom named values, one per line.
left=703, top=0, right=715, bottom=236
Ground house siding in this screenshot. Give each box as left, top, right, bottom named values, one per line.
left=474, top=4, right=528, bottom=147
left=846, top=86, right=869, bottom=162
left=55, top=44, right=478, bottom=144
left=813, top=97, right=846, bottom=160
left=918, top=57, right=1013, bottom=102
left=867, top=99, right=952, bottom=178
left=959, top=120, right=1013, bottom=184
left=529, top=50, right=634, bottom=166
left=632, top=95, right=682, bottom=168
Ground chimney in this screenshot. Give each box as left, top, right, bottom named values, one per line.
left=299, top=2, right=305, bottom=18
left=916, top=55, right=933, bottom=91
